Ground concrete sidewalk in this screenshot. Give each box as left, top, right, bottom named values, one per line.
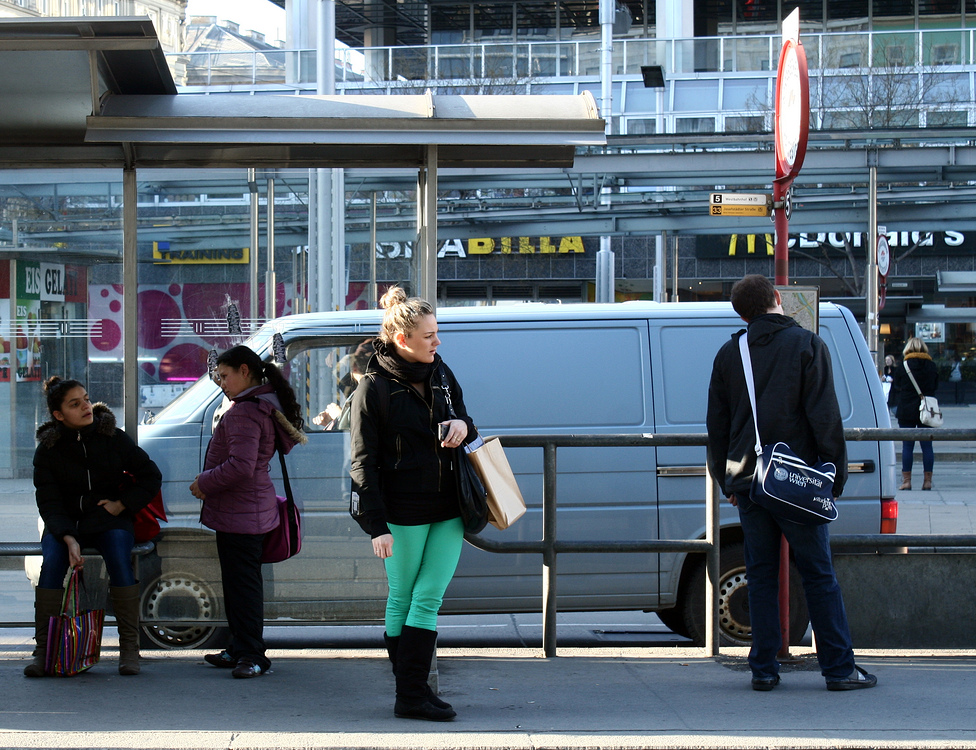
left=0, top=409, right=971, bottom=750
left=0, top=641, right=974, bottom=750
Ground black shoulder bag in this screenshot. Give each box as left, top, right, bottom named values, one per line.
left=438, top=365, right=488, bottom=534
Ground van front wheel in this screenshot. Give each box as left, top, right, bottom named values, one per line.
left=140, top=572, right=227, bottom=650
left=682, top=542, right=809, bottom=647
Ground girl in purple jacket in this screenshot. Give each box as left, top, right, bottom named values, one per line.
left=190, top=345, right=305, bottom=678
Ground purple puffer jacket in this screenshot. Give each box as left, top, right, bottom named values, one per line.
left=198, top=384, right=306, bottom=535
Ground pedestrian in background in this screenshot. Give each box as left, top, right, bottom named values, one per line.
left=706, top=274, right=877, bottom=692
left=888, top=337, right=938, bottom=491
left=29, top=376, right=161, bottom=677
left=191, top=345, right=306, bottom=679
left=350, top=286, right=477, bottom=721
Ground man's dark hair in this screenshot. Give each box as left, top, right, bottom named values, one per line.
left=730, top=274, right=776, bottom=322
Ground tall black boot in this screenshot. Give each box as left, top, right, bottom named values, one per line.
left=385, top=631, right=452, bottom=710
left=110, top=585, right=141, bottom=675
left=394, top=625, right=456, bottom=721
left=23, top=587, right=63, bottom=678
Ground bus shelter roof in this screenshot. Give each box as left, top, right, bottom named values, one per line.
left=0, top=17, right=605, bottom=171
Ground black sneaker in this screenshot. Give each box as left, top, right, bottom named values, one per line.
left=826, top=665, right=877, bottom=691
left=204, top=651, right=237, bottom=669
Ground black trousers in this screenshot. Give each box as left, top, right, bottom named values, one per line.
left=215, top=531, right=270, bottom=670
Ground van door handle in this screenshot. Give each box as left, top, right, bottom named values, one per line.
left=657, top=466, right=707, bottom=477
left=848, top=460, right=875, bottom=473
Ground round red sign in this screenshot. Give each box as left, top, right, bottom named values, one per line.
left=774, top=38, right=810, bottom=183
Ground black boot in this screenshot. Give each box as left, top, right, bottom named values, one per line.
left=24, top=587, right=63, bottom=678
left=385, top=631, right=452, bottom=711
left=394, top=625, right=456, bottom=721
left=110, top=585, right=141, bottom=675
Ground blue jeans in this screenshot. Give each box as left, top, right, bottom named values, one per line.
left=736, top=493, right=855, bottom=682
left=38, top=529, right=136, bottom=589
left=898, top=419, right=934, bottom=473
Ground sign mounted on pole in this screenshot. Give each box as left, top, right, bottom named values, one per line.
left=774, top=10, right=810, bottom=185
left=709, top=193, right=773, bottom=217
left=772, top=7, right=810, bottom=286
left=877, top=229, right=891, bottom=278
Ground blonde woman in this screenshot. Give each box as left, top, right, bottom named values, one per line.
left=349, top=287, right=477, bottom=721
left=889, top=337, right=939, bottom=490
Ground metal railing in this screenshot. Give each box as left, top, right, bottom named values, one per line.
left=165, top=27, right=976, bottom=88
left=463, top=427, right=976, bottom=657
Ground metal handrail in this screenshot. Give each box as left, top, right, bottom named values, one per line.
left=463, top=428, right=976, bottom=657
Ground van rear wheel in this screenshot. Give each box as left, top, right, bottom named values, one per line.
left=682, top=542, right=809, bottom=647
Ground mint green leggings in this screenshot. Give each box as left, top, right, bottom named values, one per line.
left=384, top=517, right=465, bottom=635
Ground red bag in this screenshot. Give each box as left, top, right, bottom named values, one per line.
left=133, top=491, right=167, bottom=543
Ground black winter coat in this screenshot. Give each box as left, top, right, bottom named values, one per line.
left=33, top=403, right=162, bottom=541
left=349, top=355, right=476, bottom=538
left=889, top=353, right=939, bottom=426
left=706, top=313, right=848, bottom=499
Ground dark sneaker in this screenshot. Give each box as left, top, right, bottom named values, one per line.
left=204, top=651, right=237, bottom=669
left=231, top=658, right=265, bottom=679
left=826, top=665, right=877, bottom=691
left=751, top=675, right=780, bottom=691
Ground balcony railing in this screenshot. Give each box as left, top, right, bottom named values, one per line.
left=164, top=28, right=976, bottom=135
left=166, top=28, right=976, bottom=88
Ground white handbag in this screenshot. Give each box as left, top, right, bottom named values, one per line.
left=903, top=360, right=943, bottom=428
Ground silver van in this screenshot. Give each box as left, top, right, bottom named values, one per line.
left=136, top=302, right=897, bottom=648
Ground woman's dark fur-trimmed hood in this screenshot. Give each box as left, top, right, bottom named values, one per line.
left=35, top=402, right=116, bottom=449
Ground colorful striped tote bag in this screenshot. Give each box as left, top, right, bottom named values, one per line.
left=45, top=568, right=104, bottom=676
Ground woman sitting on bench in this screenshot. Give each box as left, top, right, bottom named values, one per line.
left=27, top=376, right=162, bottom=677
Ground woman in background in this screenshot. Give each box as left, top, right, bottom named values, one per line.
left=889, top=337, right=939, bottom=491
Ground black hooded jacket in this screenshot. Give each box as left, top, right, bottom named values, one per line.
left=706, top=313, right=848, bottom=499
left=33, top=403, right=162, bottom=541
left=349, top=353, right=476, bottom=538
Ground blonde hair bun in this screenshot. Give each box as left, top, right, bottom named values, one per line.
left=379, top=286, right=409, bottom=310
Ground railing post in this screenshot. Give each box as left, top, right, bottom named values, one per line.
left=542, top=441, right=558, bottom=658
left=704, top=468, right=720, bottom=656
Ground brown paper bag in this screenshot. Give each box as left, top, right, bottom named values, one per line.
left=467, top=436, right=526, bottom=530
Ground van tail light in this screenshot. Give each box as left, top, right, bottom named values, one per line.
left=880, top=497, right=898, bottom=534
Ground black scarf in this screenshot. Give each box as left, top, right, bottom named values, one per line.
left=373, top=338, right=439, bottom=385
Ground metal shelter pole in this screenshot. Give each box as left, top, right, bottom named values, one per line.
left=122, top=166, right=139, bottom=439
left=316, top=0, right=338, bottom=312
left=248, top=168, right=259, bottom=324
left=705, top=470, right=720, bottom=656
left=369, top=192, right=378, bottom=308
left=416, top=144, right=438, bottom=307
left=265, top=176, right=276, bottom=320
left=867, top=161, right=880, bottom=371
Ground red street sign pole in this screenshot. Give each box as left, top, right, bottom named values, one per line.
left=772, top=8, right=810, bottom=658
left=773, top=181, right=790, bottom=285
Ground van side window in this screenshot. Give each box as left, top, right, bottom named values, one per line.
left=438, top=324, right=647, bottom=430
left=658, top=325, right=739, bottom=426
left=282, top=337, right=375, bottom=432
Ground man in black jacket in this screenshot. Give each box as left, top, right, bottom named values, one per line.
left=706, top=275, right=877, bottom=692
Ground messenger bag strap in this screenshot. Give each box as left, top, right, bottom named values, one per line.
left=738, top=332, right=763, bottom=457
left=903, top=359, right=925, bottom=399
